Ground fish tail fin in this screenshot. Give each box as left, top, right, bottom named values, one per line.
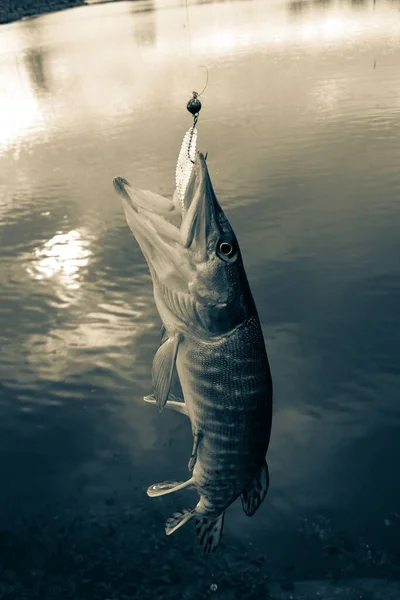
left=165, top=508, right=196, bottom=536
left=147, top=477, right=195, bottom=497
left=195, top=512, right=225, bottom=554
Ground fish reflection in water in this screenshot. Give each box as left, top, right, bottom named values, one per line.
left=113, top=127, right=273, bottom=553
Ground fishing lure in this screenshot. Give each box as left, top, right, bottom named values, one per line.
left=175, top=82, right=205, bottom=208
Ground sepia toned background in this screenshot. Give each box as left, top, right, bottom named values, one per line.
left=0, top=0, right=400, bottom=597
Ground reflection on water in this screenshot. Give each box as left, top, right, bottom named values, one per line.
left=133, top=13, right=157, bottom=46
left=27, top=229, right=92, bottom=288
left=24, top=48, right=49, bottom=93
left=0, top=0, right=400, bottom=591
left=0, top=18, right=54, bottom=150
left=0, top=58, right=43, bottom=149
left=1, top=0, right=397, bottom=153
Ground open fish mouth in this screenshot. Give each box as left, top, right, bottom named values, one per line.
left=113, top=150, right=221, bottom=257
left=113, top=173, right=190, bottom=292
left=113, top=126, right=200, bottom=247
left=113, top=175, right=182, bottom=244
left=113, top=128, right=252, bottom=334
left=112, top=149, right=218, bottom=295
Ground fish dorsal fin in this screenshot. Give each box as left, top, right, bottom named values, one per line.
left=195, top=513, right=225, bottom=554
left=240, top=461, right=270, bottom=517
left=147, top=478, right=195, bottom=497
left=152, top=333, right=182, bottom=412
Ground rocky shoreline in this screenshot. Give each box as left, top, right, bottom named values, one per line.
left=0, top=0, right=86, bottom=25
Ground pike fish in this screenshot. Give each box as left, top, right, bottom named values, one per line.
left=113, top=129, right=273, bottom=553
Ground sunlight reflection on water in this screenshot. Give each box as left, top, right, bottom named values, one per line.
left=27, top=229, right=92, bottom=288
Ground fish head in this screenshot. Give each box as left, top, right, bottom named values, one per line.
left=113, top=152, right=255, bottom=338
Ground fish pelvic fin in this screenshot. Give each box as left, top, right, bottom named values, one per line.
left=143, top=393, right=188, bottom=416
left=241, top=460, right=270, bottom=517
left=147, top=477, right=195, bottom=498
left=195, top=512, right=225, bottom=554
left=152, top=333, right=182, bottom=412
left=165, top=509, right=196, bottom=536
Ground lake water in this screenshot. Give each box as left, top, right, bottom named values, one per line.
left=1, top=0, right=400, bottom=596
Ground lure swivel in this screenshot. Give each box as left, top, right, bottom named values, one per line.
left=186, top=92, right=201, bottom=162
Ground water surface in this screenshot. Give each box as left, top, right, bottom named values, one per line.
left=1, top=0, right=400, bottom=595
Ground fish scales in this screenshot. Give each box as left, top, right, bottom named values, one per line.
left=177, top=315, right=272, bottom=510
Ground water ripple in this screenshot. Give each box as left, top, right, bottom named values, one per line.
left=0, top=0, right=400, bottom=581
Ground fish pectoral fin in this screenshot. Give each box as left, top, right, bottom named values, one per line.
left=188, top=430, right=203, bottom=471
left=147, top=477, right=195, bottom=497
left=195, top=512, right=225, bottom=554
left=165, top=509, right=196, bottom=536
left=240, top=460, right=270, bottom=517
left=152, top=333, right=182, bottom=412
left=143, top=393, right=188, bottom=416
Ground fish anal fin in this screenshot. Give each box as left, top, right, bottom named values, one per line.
left=152, top=333, right=182, bottom=412
left=241, top=461, right=270, bottom=517
left=147, top=477, right=194, bottom=498
left=143, top=393, right=188, bottom=416
left=195, top=512, right=225, bottom=554
left=165, top=509, right=196, bottom=536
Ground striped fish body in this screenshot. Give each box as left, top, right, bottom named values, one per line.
left=113, top=140, right=274, bottom=552
left=177, top=314, right=272, bottom=514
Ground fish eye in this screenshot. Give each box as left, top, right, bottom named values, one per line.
left=217, top=239, right=237, bottom=260
left=220, top=242, right=233, bottom=255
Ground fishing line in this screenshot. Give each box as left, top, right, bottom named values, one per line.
left=196, top=65, right=209, bottom=97
left=185, top=0, right=193, bottom=87
left=184, top=2, right=209, bottom=162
